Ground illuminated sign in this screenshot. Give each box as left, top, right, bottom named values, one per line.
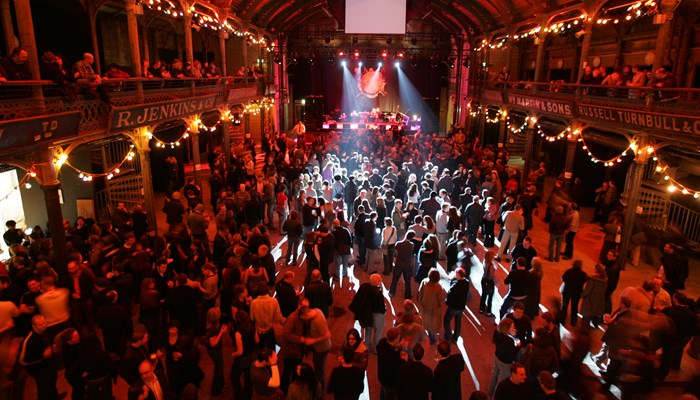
left=577, top=104, right=700, bottom=135
left=507, top=94, right=573, bottom=117
left=109, top=95, right=218, bottom=132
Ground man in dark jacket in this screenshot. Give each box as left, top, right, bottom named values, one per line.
left=463, top=196, right=484, bottom=247
left=166, top=274, right=197, bottom=333
left=560, top=260, right=588, bottom=326
left=19, top=315, right=60, bottom=400
left=443, top=268, right=470, bottom=342
left=499, top=257, right=532, bottom=319
left=658, top=292, right=699, bottom=380
left=316, top=226, right=336, bottom=282
left=344, top=176, right=358, bottom=221
left=432, top=341, right=465, bottom=400
left=333, top=220, right=353, bottom=278
left=349, top=274, right=386, bottom=352
left=283, top=211, right=303, bottom=265
left=274, top=271, right=298, bottom=318
left=305, top=269, right=333, bottom=318
left=377, top=327, right=405, bottom=399
left=547, top=205, right=568, bottom=262
left=389, top=231, right=415, bottom=299
left=97, top=290, right=133, bottom=358
left=419, top=191, right=441, bottom=221
left=397, top=343, right=433, bottom=400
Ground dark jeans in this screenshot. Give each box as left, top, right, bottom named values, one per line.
left=467, top=225, right=479, bottom=246
left=483, top=220, right=496, bottom=247
left=281, top=357, right=302, bottom=393
left=480, top=279, right=495, bottom=313
left=659, top=336, right=691, bottom=379
left=313, top=350, right=328, bottom=391
left=563, top=231, right=576, bottom=258
left=389, top=263, right=412, bottom=299
left=231, top=355, right=253, bottom=400
left=286, top=238, right=300, bottom=264
left=383, top=244, right=395, bottom=275
left=443, top=307, right=463, bottom=341
left=207, top=347, right=224, bottom=396
left=27, top=364, right=58, bottom=400
left=357, top=240, right=367, bottom=264
left=561, top=294, right=581, bottom=326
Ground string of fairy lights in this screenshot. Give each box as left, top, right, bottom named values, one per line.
left=54, top=146, right=136, bottom=182
left=137, top=0, right=272, bottom=50
left=650, top=148, right=700, bottom=198
left=474, top=0, right=658, bottom=51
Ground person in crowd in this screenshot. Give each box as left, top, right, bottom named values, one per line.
left=304, top=269, right=333, bottom=318
left=560, top=260, right=588, bottom=326
left=524, top=257, right=543, bottom=319
left=493, top=362, right=531, bottom=400
left=580, top=263, right=608, bottom=328
left=287, top=362, right=322, bottom=400
left=510, top=237, right=538, bottom=271
left=327, top=347, right=365, bottom=400
left=349, top=274, right=386, bottom=353
left=499, top=257, right=531, bottom=319
left=433, top=340, right=466, bottom=399
left=443, top=267, right=470, bottom=342
left=19, top=315, right=61, bottom=400
left=488, top=317, right=520, bottom=395
left=376, top=327, right=405, bottom=400
left=418, top=268, right=445, bottom=343
left=389, top=230, right=415, bottom=299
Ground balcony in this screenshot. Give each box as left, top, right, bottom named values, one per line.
left=0, top=77, right=267, bottom=153
left=474, top=81, right=700, bottom=141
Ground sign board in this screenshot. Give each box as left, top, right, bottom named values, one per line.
left=576, top=104, right=700, bottom=136
left=507, top=94, right=573, bottom=117
left=0, top=111, right=81, bottom=151
left=108, top=95, right=218, bottom=132
left=227, top=86, right=262, bottom=104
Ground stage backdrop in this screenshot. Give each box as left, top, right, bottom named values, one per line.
left=288, top=58, right=446, bottom=133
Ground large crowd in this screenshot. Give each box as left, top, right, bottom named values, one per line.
left=0, top=119, right=699, bottom=400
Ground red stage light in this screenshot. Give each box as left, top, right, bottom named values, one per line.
left=353, top=50, right=360, bottom=58
left=338, top=50, right=345, bottom=56
left=397, top=51, right=404, bottom=58
left=381, top=50, right=388, bottom=58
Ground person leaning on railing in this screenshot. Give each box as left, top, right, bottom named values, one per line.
left=72, top=53, right=112, bottom=106
left=654, top=67, right=679, bottom=102
left=1, top=47, right=31, bottom=81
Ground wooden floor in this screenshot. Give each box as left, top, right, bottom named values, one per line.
left=25, top=164, right=700, bottom=400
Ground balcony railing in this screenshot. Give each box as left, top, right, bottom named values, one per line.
left=474, top=80, right=700, bottom=114
left=0, top=76, right=265, bottom=134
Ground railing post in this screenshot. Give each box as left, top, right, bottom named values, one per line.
left=0, top=0, right=14, bottom=55
left=37, top=146, right=68, bottom=278
left=125, top=0, right=144, bottom=102
left=521, top=121, right=537, bottom=190
left=133, top=127, right=157, bottom=230
left=187, top=117, right=203, bottom=187
left=13, top=0, right=44, bottom=113
left=619, top=134, right=650, bottom=268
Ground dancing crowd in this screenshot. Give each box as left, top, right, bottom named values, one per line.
left=0, top=123, right=699, bottom=400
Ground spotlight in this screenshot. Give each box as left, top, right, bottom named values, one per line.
left=396, top=51, right=404, bottom=58
left=328, top=56, right=335, bottom=64
left=338, top=50, right=345, bottom=57
left=353, top=50, right=360, bottom=58
left=359, top=61, right=363, bottom=67
left=341, top=60, right=347, bottom=67
left=378, top=62, right=383, bottom=67
left=381, top=50, right=388, bottom=58
left=394, top=61, right=400, bottom=68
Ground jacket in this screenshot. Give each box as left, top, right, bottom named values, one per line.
left=445, top=278, right=470, bottom=310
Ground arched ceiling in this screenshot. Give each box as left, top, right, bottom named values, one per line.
left=224, top=0, right=580, bottom=36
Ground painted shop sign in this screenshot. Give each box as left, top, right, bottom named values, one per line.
left=0, top=111, right=81, bottom=151
left=109, top=95, right=218, bottom=131
left=577, top=104, right=700, bottom=135
left=507, top=94, right=573, bottom=117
